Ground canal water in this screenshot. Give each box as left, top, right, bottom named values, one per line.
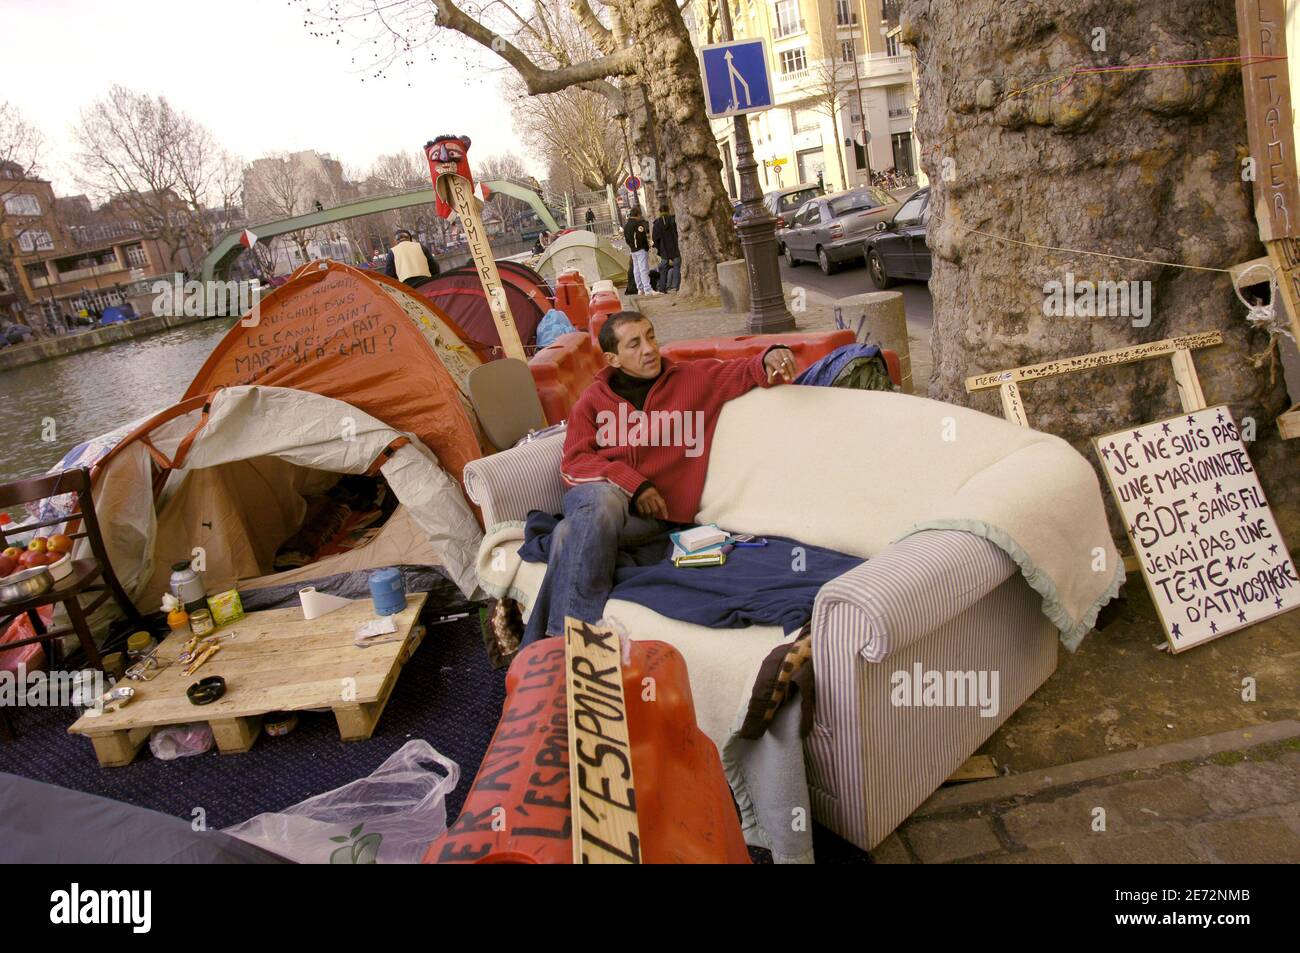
left=0, top=320, right=236, bottom=485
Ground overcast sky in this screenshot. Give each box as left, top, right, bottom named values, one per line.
left=5, top=0, right=539, bottom=197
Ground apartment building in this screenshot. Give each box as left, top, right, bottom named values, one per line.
left=689, top=0, right=919, bottom=197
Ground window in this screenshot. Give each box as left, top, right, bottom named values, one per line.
left=886, top=33, right=901, bottom=57
left=835, top=0, right=855, bottom=26
left=841, top=39, right=855, bottom=63
left=829, top=192, right=881, bottom=217
left=779, top=48, right=807, bottom=74
left=3, top=194, right=41, bottom=217
left=780, top=188, right=820, bottom=214
left=125, top=244, right=148, bottom=267
left=887, top=86, right=909, bottom=117
left=773, top=0, right=802, bottom=37
left=17, top=229, right=53, bottom=252
left=894, top=191, right=925, bottom=225
left=793, top=107, right=820, bottom=134
left=854, top=141, right=868, bottom=170
left=891, top=131, right=914, bottom=175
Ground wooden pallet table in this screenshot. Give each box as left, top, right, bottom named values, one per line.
left=68, top=593, right=428, bottom=767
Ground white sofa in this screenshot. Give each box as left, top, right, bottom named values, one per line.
left=463, top=386, right=1121, bottom=854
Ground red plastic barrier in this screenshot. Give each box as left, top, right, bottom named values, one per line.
left=587, top=289, right=621, bottom=345
left=424, top=637, right=750, bottom=864
left=554, top=271, right=591, bottom=330
left=528, top=328, right=901, bottom=425
left=528, top=332, right=606, bottom=425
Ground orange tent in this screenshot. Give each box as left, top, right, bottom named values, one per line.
left=184, top=261, right=488, bottom=486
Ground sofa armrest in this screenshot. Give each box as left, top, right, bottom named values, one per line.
left=462, top=431, right=567, bottom=526
left=812, top=529, right=1017, bottom=663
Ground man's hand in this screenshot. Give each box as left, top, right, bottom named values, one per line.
left=634, top=485, right=669, bottom=520
left=764, top=347, right=797, bottom=384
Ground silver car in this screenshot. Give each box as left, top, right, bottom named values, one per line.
left=778, top=187, right=899, bottom=275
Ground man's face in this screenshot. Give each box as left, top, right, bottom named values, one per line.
left=606, top=318, right=660, bottom=379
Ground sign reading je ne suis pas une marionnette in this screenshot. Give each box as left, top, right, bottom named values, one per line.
left=1094, top=406, right=1300, bottom=653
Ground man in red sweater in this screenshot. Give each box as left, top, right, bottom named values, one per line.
left=522, top=311, right=796, bottom=644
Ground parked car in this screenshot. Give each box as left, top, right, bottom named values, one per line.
left=778, top=186, right=900, bottom=275
left=863, top=187, right=931, bottom=289
left=763, top=183, right=824, bottom=229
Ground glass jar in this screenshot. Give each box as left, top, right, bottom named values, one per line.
left=189, top=608, right=215, bottom=637
left=126, top=631, right=157, bottom=660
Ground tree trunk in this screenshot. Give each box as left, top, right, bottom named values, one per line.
left=903, top=0, right=1300, bottom=543
left=620, top=0, right=741, bottom=296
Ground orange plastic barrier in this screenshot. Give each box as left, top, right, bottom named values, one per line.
left=528, top=332, right=606, bottom=425
left=554, top=271, right=591, bottom=330
left=528, top=327, right=901, bottom=424
left=424, top=637, right=750, bottom=864
left=587, top=288, right=621, bottom=345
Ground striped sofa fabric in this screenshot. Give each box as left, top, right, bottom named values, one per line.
left=462, top=438, right=1060, bottom=854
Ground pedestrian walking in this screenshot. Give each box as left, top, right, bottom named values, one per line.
left=623, top=206, right=656, bottom=295
left=652, top=204, right=680, bottom=293
left=585, top=207, right=596, bottom=231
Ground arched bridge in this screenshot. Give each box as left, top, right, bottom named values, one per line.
left=199, top=178, right=563, bottom=283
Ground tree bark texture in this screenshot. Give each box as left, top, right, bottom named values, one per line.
left=903, top=0, right=1300, bottom=542
left=617, top=0, right=741, bottom=295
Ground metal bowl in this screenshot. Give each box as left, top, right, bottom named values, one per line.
left=0, top=565, right=53, bottom=604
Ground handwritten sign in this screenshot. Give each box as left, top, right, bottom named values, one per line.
left=1236, top=0, right=1300, bottom=241
left=564, top=618, right=641, bottom=864
left=1094, top=405, right=1300, bottom=652
left=225, top=270, right=400, bottom=386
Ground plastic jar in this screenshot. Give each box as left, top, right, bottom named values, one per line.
left=126, top=631, right=157, bottom=660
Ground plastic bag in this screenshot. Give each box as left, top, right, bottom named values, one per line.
left=222, top=740, right=459, bottom=864
left=149, top=723, right=214, bottom=760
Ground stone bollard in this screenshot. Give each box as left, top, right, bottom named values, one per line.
left=717, top=259, right=751, bottom=314
left=834, top=291, right=913, bottom=394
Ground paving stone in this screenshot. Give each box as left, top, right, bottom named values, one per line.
left=1000, top=789, right=1127, bottom=848
left=975, top=846, right=1075, bottom=864
left=1070, top=827, right=1206, bottom=864
left=1193, top=816, right=1300, bottom=863
left=1107, top=775, right=1211, bottom=825
left=1185, top=761, right=1300, bottom=814
left=903, top=816, right=1002, bottom=864
left=869, top=832, right=913, bottom=864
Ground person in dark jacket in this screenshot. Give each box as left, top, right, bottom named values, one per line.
left=652, top=205, right=680, bottom=293
left=622, top=207, right=656, bottom=295
left=384, top=229, right=440, bottom=287
left=584, top=207, right=596, bottom=230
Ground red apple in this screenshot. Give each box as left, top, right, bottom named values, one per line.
left=27, top=537, right=47, bottom=553
left=41, top=552, right=63, bottom=566
left=1, top=546, right=20, bottom=561
left=0, top=555, right=17, bottom=577
left=18, top=550, right=44, bottom=568
left=48, top=534, right=73, bottom=554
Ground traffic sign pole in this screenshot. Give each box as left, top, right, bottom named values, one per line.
left=711, top=9, right=793, bottom=333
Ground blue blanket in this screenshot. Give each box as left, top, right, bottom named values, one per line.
left=521, top=511, right=864, bottom=635
left=794, top=343, right=882, bottom=387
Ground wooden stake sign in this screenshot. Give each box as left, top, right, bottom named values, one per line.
left=424, top=135, right=527, bottom=362
left=1093, top=405, right=1300, bottom=652
left=563, top=617, right=641, bottom=864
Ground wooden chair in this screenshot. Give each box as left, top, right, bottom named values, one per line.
left=0, top=467, right=145, bottom=676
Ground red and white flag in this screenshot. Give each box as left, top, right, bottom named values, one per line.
left=240, top=228, right=258, bottom=249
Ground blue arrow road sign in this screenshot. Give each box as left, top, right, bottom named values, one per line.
left=698, top=38, right=775, bottom=119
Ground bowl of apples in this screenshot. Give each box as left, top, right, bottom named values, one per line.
left=0, top=533, right=74, bottom=590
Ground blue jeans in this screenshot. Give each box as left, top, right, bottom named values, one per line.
left=522, top=482, right=666, bottom=646
left=657, top=257, right=681, bottom=292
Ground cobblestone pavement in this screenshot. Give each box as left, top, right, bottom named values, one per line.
left=873, top=730, right=1300, bottom=864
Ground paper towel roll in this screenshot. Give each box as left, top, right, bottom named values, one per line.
left=299, top=586, right=354, bottom=620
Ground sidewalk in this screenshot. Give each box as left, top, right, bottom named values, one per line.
left=874, top=722, right=1300, bottom=863
left=625, top=280, right=1300, bottom=863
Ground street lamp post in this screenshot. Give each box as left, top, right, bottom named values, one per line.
left=717, top=1, right=793, bottom=333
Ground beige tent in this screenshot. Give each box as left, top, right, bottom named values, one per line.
left=78, top=385, right=482, bottom=632
left=534, top=230, right=630, bottom=285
